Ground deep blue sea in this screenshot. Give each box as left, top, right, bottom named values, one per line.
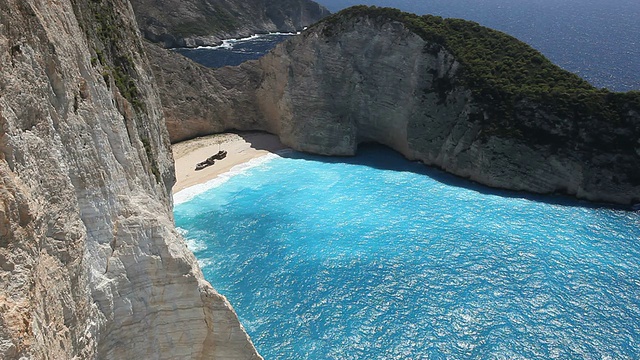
left=173, top=33, right=296, bottom=68
left=175, top=146, right=640, bottom=359
left=316, top=0, right=640, bottom=92
left=175, top=1, right=639, bottom=91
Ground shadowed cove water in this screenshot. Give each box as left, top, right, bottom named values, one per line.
left=174, top=146, right=640, bottom=359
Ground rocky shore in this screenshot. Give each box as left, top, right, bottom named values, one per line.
left=150, top=7, right=640, bottom=206
left=130, top=0, right=330, bottom=48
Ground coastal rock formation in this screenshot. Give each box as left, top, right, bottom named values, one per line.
left=145, top=42, right=276, bottom=141
left=152, top=6, right=640, bottom=205
left=130, top=0, right=330, bottom=48
left=0, top=0, right=260, bottom=358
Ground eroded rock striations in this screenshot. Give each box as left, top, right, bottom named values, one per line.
left=0, top=0, right=260, bottom=358
left=153, top=6, right=640, bottom=205
left=130, top=0, right=330, bottom=48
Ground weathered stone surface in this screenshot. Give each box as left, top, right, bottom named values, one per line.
left=145, top=42, right=274, bottom=142
left=151, top=13, right=640, bottom=205
left=131, top=0, right=330, bottom=48
left=0, top=0, right=260, bottom=358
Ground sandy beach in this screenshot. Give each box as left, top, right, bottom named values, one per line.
left=172, top=132, right=288, bottom=194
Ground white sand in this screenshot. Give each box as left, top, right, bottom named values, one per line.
left=171, top=132, right=288, bottom=194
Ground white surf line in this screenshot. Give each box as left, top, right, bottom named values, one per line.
left=173, top=153, right=281, bottom=205
left=185, top=32, right=300, bottom=50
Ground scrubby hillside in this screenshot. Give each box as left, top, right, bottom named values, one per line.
left=130, top=0, right=330, bottom=47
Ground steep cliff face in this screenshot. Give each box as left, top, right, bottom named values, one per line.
left=0, top=0, right=260, bottom=358
left=145, top=42, right=276, bottom=142
left=130, top=0, right=330, bottom=47
left=152, top=7, right=640, bottom=205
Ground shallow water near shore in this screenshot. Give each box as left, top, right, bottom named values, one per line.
left=174, top=145, right=640, bottom=359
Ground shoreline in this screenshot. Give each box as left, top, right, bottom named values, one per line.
left=172, top=132, right=288, bottom=197
left=173, top=31, right=300, bottom=50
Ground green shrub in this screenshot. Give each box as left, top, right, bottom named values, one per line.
left=318, top=6, right=640, bottom=130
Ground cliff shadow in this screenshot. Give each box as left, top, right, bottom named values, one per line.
left=237, top=131, right=289, bottom=154
left=270, top=141, right=628, bottom=211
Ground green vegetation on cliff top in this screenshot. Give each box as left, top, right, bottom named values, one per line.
left=319, top=6, right=640, bottom=126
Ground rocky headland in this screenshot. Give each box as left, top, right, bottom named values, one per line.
left=130, top=0, right=330, bottom=48
left=151, top=6, right=640, bottom=206
left=0, top=0, right=260, bottom=358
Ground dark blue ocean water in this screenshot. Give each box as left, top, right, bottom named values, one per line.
left=173, top=33, right=296, bottom=68
left=175, top=1, right=639, bottom=91
left=316, top=0, right=640, bottom=92
left=174, top=146, right=640, bottom=359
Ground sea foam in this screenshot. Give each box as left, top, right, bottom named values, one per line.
left=193, top=32, right=297, bottom=50
left=173, top=153, right=280, bottom=205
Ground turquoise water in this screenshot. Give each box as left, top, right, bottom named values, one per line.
left=174, top=146, right=640, bottom=359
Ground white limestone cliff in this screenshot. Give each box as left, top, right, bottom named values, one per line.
left=0, top=0, right=261, bottom=358
left=153, top=13, right=640, bottom=205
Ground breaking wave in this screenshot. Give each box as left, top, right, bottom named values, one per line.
left=173, top=153, right=280, bottom=205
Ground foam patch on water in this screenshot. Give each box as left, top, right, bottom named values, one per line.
left=176, top=227, right=189, bottom=236
left=197, top=257, right=214, bottom=269
left=176, top=227, right=209, bottom=252
left=184, top=237, right=207, bottom=253
left=193, top=32, right=297, bottom=50
left=264, top=32, right=298, bottom=36
left=174, top=153, right=279, bottom=205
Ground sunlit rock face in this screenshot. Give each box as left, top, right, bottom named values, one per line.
left=151, top=10, right=640, bottom=205
left=0, top=0, right=260, bottom=358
